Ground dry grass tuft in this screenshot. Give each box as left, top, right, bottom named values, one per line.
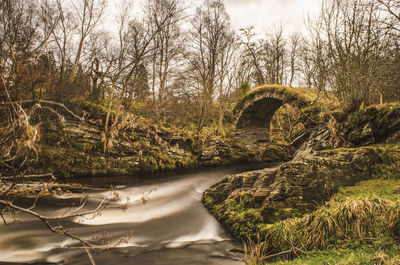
left=242, top=235, right=268, bottom=265
left=260, top=181, right=400, bottom=255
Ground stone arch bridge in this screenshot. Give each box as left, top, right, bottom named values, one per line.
left=233, top=85, right=316, bottom=142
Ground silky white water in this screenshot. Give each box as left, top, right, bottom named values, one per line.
left=0, top=164, right=270, bottom=265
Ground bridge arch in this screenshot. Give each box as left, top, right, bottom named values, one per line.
left=233, top=85, right=315, bottom=140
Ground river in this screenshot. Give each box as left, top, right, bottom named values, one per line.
left=0, top=163, right=271, bottom=265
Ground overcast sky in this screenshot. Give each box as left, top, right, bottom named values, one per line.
left=106, top=0, right=325, bottom=36
left=223, top=0, right=324, bottom=35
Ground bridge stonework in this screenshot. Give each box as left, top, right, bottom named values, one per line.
left=233, top=85, right=313, bottom=141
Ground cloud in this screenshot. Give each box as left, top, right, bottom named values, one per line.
left=223, top=0, right=323, bottom=35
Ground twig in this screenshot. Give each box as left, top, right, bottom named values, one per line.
left=0, top=193, right=116, bottom=221
left=27, top=193, right=41, bottom=210
left=1, top=77, right=17, bottom=116
left=1, top=173, right=56, bottom=181
left=0, top=211, right=6, bottom=225
left=263, top=249, right=293, bottom=260
left=0, top=198, right=94, bottom=246
left=0, top=170, right=19, bottom=196
left=32, top=105, right=66, bottom=123
left=0, top=191, right=126, bottom=251
left=281, top=229, right=306, bottom=255
left=84, top=244, right=97, bottom=265
left=23, top=173, right=56, bottom=180
left=0, top=99, right=84, bottom=122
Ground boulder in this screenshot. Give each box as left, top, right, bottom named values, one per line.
left=203, top=145, right=400, bottom=237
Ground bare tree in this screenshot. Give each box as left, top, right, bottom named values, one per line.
left=0, top=0, right=59, bottom=100
left=52, top=0, right=73, bottom=87
left=68, top=0, right=106, bottom=84
left=265, top=25, right=287, bottom=85
left=146, top=0, right=184, bottom=113
left=377, top=0, right=400, bottom=31
left=187, top=0, right=233, bottom=130
left=239, top=26, right=297, bottom=87
left=240, top=27, right=266, bottom=86
left=216, top=31, right=239, bottom=132
left=97, top=0, right=182, bottom=152
left=288, top=34, right=300, bottom=87
left=300, top=15, right=330, bottom=93
left=311, top=0, right=393, bottom=111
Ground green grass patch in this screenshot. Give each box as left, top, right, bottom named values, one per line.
left=337, top=179, right=400, bottom=201
left=259, top=179, right=400, bottom=254
left=238, top=179, right=400, bottom=264
left=270, top=245, right=400, bottom=265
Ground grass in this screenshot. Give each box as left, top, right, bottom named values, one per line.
left=237, top=179, right=400, bottom=264
left=242, top=235, right=268, bottom=265
left=260, top=179, right=400, bottom=251
left=270, top=245, right=400, bottom=265
left=336, top=179, right=400, bottom=201
left=243, top=178, right=400, bottom=264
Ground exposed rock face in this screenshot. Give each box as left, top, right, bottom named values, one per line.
left=295, top=104, right=400, bottom=155
left=342, top=105, right=400, bottom=146
left=5, top=106, right=292, bottom=178
left=202, top=104, right=400, bottom=238
left=37, top=121, right=198, bottom=177
left=203, top=145, right=400, bottom=237
left=199, top=132, right=293, bottom=166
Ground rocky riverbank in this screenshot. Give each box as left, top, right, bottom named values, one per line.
left=4, top=99, right=400, bottom=263
left=202, top=103, right=400, bottom=263
left=0, top=102, right=292, bottom=179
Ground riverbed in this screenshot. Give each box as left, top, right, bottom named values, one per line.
left=0, top=164, right=273, bottom=265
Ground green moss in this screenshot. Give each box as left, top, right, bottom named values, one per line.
left=346, top=108, right=368, bottom=128
left=374, top=104, right=400, bottom=128
left=374, top=149, right=395, bottom=174
left=315, top=144, right=400, bottom=180
left=336, top=179, right=400, bottom=201
left=342, top=103, right=400, bottom=144
left=42, top=131, right=61, bottom=145
left=127, top=167, right=140, bottom=173
left=298, top=106, right=323, bottom=125
left=262, top=142, right=293, bottom=162
left=202, top=193, right=215, bottom=209
left=270, top=245, right=400, bottom=265
left=206, top=193, right=264, bottom=238
left=221, top=201, right=263, bottom=237
left=234, top=85, right=317, bottom=118
left=70, top=97, right=109, bottom=120
left=257, top=179, right=400, bottom=254
left=273, top=207, right=302, bottom=220
left=329, top=109, right=346, bottom=122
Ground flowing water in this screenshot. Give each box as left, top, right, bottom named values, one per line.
left=0, top=164, right=271, bottom=265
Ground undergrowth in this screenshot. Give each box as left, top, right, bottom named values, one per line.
left=241, top=179, right=400, bottom=264
left=270, top=245, right=400, bottom=265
